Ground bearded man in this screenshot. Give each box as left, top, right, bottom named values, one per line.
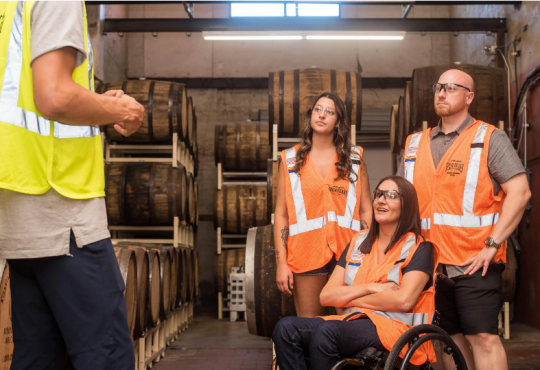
left=397, top=69, right=531, bottom=370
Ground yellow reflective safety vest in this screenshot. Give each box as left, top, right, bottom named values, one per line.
left=0, top=1, right=104, bottom=199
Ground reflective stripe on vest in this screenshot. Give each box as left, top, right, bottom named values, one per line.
left=386, top=235, right=416, bottom=285
left=286, top=146, right=361, bottom=236
left=341, top=307, right=431, bottom=326
left=345, top=231, right=369, bottom=286
left=433, top=124, right=497, bottom=228
left=403, top=133, right=430, bottom=230
left=0, top=2, right=99, bottom=139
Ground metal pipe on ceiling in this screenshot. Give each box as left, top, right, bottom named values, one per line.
left=103, top=17, right=507, bottom=34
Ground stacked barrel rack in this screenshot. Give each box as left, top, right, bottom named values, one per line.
left=99, top=80, right=200, bottom=370
left=213, top=68, right=360, bottom=321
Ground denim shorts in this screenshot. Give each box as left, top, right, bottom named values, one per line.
left=293, top=255, right=338, bottom=276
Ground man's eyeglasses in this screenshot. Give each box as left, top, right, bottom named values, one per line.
left=372, top=189, right=401, bottom=201
left=432, top=83, right=471, bottom=94
left=313, top=105, right=336, bottom=117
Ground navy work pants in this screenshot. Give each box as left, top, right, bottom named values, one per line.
left=8, top=232, right=134, bottom=370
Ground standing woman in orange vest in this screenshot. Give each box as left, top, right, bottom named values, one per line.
left=274, top=92, right=372, bottom=317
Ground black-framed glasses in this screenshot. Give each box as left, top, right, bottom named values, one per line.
left=372, top=189, right=401, bottom=201
left=432, top=83, right=471, bottom=94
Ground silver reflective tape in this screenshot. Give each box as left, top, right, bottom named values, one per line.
left=341, top=307, right=363, bottom=315
left=343, top=162, right=358, bottom=220
left=87, top=34, right=94, bottom=92
left=372, top=311, right=431, bottom=326
left=288, top=216, right=326, bottom=236
left=421, top=218, right=431, bottom=230
left=54, top=122, right=100, bottom=138
left=345, top=265, right=360, bottom=286
left=289, top=171, right=307, bottom=223
left=462, top=124, right=488, bottom=216
left=0, top=2, right=24, bottom=106
left=345, top=231, right=369, bottom=286
left=404, top=132, right=423, bottom=184
left=433, top=212, right=499, bottom=228
left=0, top=102, right=50, bottom=136
left=386, top=235, right=416, bottom=284
left=328, top=212, right=361, bottom=231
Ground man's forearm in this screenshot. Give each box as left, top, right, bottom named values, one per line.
left=344, top=290, right=408, bottom=312
left=491, top=191, right=530, bottom=244
left=43, top=81, right=130, bottom=127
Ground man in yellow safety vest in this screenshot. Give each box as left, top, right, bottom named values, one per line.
left=0, top=2, right=144, bottom=369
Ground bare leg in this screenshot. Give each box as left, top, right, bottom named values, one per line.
left=292, top=275, right=329, bottom=318
left=466, top=333, right=507, bottom=370
left=440, top=333, right=476, bottom=370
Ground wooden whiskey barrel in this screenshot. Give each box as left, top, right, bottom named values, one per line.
left=0, top=264, right=13, bottom=370
left=127, top=248, right=148, bottom=339
left=214, top=185, right=267, bottom=234
left=214, top=121, right=270, bottom=171
left=152, top=246, right=178, bottom=312
left=186, top=97, right=194, bottom=150
left=396, top=96, right=406, bottom=153
left=186, top=172, right=196, bottom=225
left=268, top=68, right=362, bottom=140
left=105, top=163, right=188, bottom=226
left=97, top=80, right=188, bottom=144
left=246, top=225, right=296, bottom=338
left=403, top=81, right=412, bottom=137
left=215, top=249, right=246, bottom=294
left=411, top=64, right=507, bottom=129
left=501, top=238, right=518, bottom=304
left=113, top=247, right=138, bottom=339
left=193, top=250, right=199, bottom=297
left=185, top=249, right=195, bottom=302
left=146, top=246, right=172, bottom=320
left=193, top=181, right=200, bottom=232
left=390, top=104, right=399, bottom=154
left=266, top=159, right=279, bottom=223
left=193, top=141, right=199, bottom=178
left=177, top=247, right=189, bottom=305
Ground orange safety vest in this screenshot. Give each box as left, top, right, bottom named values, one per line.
left=323, top=230, right=438, bottom=366
left=403, top=120, right=506, bottom=265
left=282, top=144, right=363, bottom=273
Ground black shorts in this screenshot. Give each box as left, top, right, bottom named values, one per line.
left=435, top=263, right=504, bottom=336
left=294, top=255, right=338, bottom=276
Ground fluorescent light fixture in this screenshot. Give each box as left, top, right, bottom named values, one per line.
left=230, top=3, right=285, bottom=17
left=306, top=35, right=404, bottom=40
left=306, top=31, right=406, bottom=41
left=202, top=31, right=405, bottom=41
left=204, top=35, right=302, bottom=41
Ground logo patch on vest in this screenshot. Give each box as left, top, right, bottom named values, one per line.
left=329, top=185, right=347, bottom=197
left=445, top=160, right=464, bottom=176
left=404, top=155, right=416, bottom=163
left=348, top=250, right=365, bottom=267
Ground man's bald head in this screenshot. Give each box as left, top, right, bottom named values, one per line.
left=438, top=69, right=475, bottom=93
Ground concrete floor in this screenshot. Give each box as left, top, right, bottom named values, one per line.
left=152, top=310, right=540, bottom=370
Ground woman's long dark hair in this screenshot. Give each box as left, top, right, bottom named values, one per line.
left=360, top=176, right=424, bottom=254
left=293, top=92, right=356, bottom=182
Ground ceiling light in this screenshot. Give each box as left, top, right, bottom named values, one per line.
left=203, top=35, right=302, bottom=41
left=306, top=35, right=404, bottom=40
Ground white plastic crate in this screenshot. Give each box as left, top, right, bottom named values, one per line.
left=227, top=267, right=246, bottom=322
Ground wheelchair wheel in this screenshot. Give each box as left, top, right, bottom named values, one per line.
left=384, top=324, right=467, bottom=370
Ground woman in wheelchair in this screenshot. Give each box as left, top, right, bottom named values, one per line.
left=272, top=175, right=440, bottom=370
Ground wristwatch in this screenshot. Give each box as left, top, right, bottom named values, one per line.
left=485, top=237, right=502, bottom=250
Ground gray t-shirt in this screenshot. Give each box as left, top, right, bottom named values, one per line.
left=0, top=2, right=109, bottom=259
left=396, top=114, right=525, bottom=277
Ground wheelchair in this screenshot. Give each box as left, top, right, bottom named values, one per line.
left=272, top=274, right=468, bottom=370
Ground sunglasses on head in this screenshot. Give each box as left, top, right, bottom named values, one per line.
left=372, top=189, right=401, bottom=201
